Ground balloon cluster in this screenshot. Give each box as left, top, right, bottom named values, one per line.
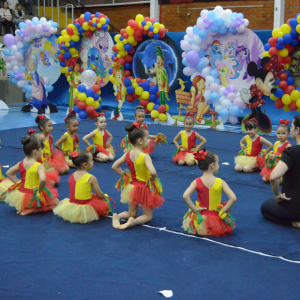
left=181, top=6, right=249, bottom=79
left=3, top=17, right=57, bottom=99
left=263, top=14, right=300, bottom=112
left=110, top=14, right=166, bottom=78
left=57, top=11, right=110, bottom=75
left=213, top=86, right=244, bottom=124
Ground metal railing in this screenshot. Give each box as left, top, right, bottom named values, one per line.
left=37, top=0, right=60, bottom=27
left=65, top=4, right=74, bottom=27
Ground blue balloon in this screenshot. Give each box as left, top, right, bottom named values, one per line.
left=79, top=110, right=88, bottom=119
left=149, top=85, right=158, bottom=94
left=78, top=85, right=86, bottom=93
left=264, top=43, right=271, bottom=51
left=19, top=22, right=26, bottom=29
left=69, top=41, right=75, bottom=48
left=149, top=94, right=157, bottom=102
left=229, top=105, right=240, bottom=116
left=153, top=104, right=159, bottom=110
left=274, top=88, right=284, bottom=98
left=193, top=25, right=200, bottom=35
left=93, top=22, right=97, bottom=27
left=96, top=105, right=102, bottom=112
left=275, top=43, right=285, bottom=50
left=210, top=70, right=219, bottom=79
left=119, top=36, right=124, bottom=41
left=84, top=12, right=91, bottom=22
left=291, top=29, right=298, bottom=38
left=274, top=79, right=280, bottom=86
left=237, top=13, right=244, bottom=18
left=124, top=63, right=131, bottom=70
left=291, top=39, right=299, bottom=47
left=93, top=93, right=100, bottom=101
left=188, top=39, right=193, bottom=45
left=138, top=83, right=143, bottom=87
left=60, top=61, right=66, bottom=67
left=229, top=28, right=237, bottom=34
left=64, top=52, right=71, bottom=60
left=78, top=27, right=85, bottom=34
left=198, top=49, right=206, bottom=58
left=149, top=26, right=154, bottom=31
left=9, top=71, right=14, bottom=77
left=207, top=10, right=216, bottom=20
left=102, top=24, right=108, bottom=31
left=52, top=22, right=58, bottom=28
left=68, top=67, right=72, bottom=72
left=142, top=81, right=150, bottom=91
left=106, top=18, right=110, bottom=24
left=289, top=18, right=298, bottom=29
left=45, top=86, right=53, bottom=93
left=127, top=86, right=134, bottom=94
left=285, top=70, right=291, bottom=76
left=278, top=37, right=285, bottom=44
left=124, top=44, right=132, bottom=52
left=237, top=108, right=244, bottom=117
left=153, top=33, right=160, bottom=39
left=199, top=29, right=207, bottom=39
left=95, top=12, right=100, bottom=18
left=19, top=66, right=25, bottom=72
left=219, top=109, right=229, bottom=118
left=284, top=34, right=292, bottom=44
left=287, top=77, right=295, bottom=85
left=210, top=92, right=219, bottom=102
left=124, top=78, right=132, bottom=87
left=196, top=60, right=206, bottom=71
left=213, top=17, right=223, bottom=26
left=75, top=23, right=80, bottom=28
left=214, top=79, right=220, bottom=85
left=3, top=49, right=10, bottom=56
left=182, top=58, right=188, bottom=67
left=219, top=25, right=228, bottom=35
left=25, top=92, right=31, bottom=99
left=141, top=20, right=146, bottom=26
left=210, top=26, right=218, bottom=33
left=73, top=105, right=80, bottom=113
left=86, top=88, right=94, bottom=97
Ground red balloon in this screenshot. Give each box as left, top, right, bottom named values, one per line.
left=135, top=36, right=143, bottom=42
left=123, top=33, right=129, bottom=39
left=286, top=44, right=294, bottom=53
left=282, top=56, right=291, bottom=63
left=86, top=105, right=95, bottom=114
left=285, top=85, right=295, bottom=95
left=133, top=92, right=139, bottom=99
left=126, top=94, right=135, bottom=103
left=279, top=80, right=288, bottom=90
left=158, top=105, right=166, bottom=114
left=155, top=91, right=160, bottom=98
left=120, top=29, right=126, bottom=35
left=99, top=14, right=104, bottom=18
left=140, top=99, right=150, bottom=107
left=78, top=17, right=85, bottom=25
left=91, top=84, right=100, bottom=93
left=142, top=79, right=147, bottom=83
left=65, top=61, right=70, bottom=66
left=286, top=19, right=291, bottom=25
left=131, top=21, right=139, bottom=30
left=74, top=19, right=78, bottom=24
left=139, top=26, right=144, bottom=31
left=128, top=19, right=134, bottom=26
left=128, top=48, right=135, bottom=55
left=149, top=82, right=155, bottom=87
left=88, top=20, right=93, bottom=26
left=124, top=70, right=130, bottom=77
left=289, top=101, right=297, bottom=111
left=268, top=37, right=278, bottom=47
left=142, top=30, right=148, bottom=35
left=58, top=54, right=64, bottom=61
left=144, top=17, right=150, bottom=22
left=85, top=30, right=93, bottom=37
left=269, top=47, right=278, bottom=56
left=275, top=98, right=284, bottom=109
left=90, top=14, right=96, bottom=20
left=77, top=101, right=87, bottom=110
left=112, top=45, right=118, bottom=52
left=61, top=41, right=66, bottom=45
left=135, top=29, right=142, bottom=37
left=148, top=32, right=154, bottom=37
left=96, top=18, right=100, bottom=23
left=136, top=78, right=142, bottom=84
left=113, top=57, right=118, bottom=62
left=150, top=18, right=157, bottom=22
left=160, top=33, right=166, bottom=39
left=279, top=73, right=288, bottom=80
left=278, top=56, right=283, bottom=64
left=118, top=58, right=125, bottom=65
left=158, top=28, right=165, bottom=34
left=144, top=108, right=150, bottom=114
left=124, top=55, right=133, bottom=63
left=66, top=27, right=74, bottom=36
left=74, top=97, right=79, bottom=105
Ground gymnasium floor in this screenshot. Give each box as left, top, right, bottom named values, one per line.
left=0, top=107, right=299, bottom=299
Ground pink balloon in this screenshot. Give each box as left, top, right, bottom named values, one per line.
left=209, top=83, right=220, bottom=92
left=36, top=24, right=42, bottom=32
left=229, top=115, right=238, bottom=124
left=237, top=25, right=245, bottom=33
left=182, top=52, right=186, bottom=58
left=181, top=41, right=192, bottom=51
left=187, top=32, right=194, bottom=38
left=227, top=92, right=236, bottom=101
left=14, top=52, right=23, bottom=61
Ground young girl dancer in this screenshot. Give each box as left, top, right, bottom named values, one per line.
left=120, top=106, right=167, bottom=154
left=234, top=119, right=273, bottom=173
left=112, top=122, right=164, bottom=230
left=4, top=135, right=59, bottom=215
left=0, top=139, right=14, bottom=196
left=261, top=120, right=291, bottom=183
left=55, top=116, right=80, bottom=167
left=35, top=115, right=69, bottom=174
left=182, top=150, right=236, bottom=236
left=173, top=112, right=207, bottom=166
left=53, top=150, right=113, bottom=223
left=82, top=113, right=116, bottom=163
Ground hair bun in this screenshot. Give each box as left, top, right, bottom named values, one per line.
left=125, top=123, right=135, bottom=133
left=21, top=135, right=31, bottom=145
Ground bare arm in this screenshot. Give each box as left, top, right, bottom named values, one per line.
left=55, top=135, right=68, bottom=152
left=260, top=137, right=273, bottom=156
left=89, top=175, right=105, bottom=199
left=112, top=154, right=126, bottom=176
left=183, top=180, right=206, bottom=212
left=221, top=180, right=237, bottom=213
left=149, top=134, right=157, bottom=139
left=194, top=132, right=207, bottom=150
left=106, top=130, right=113, bottom=145
left=37, top=164, right=46, bottom=192
left=270, top=161, right=290, bottom=202
left=6, top=162, right=20, bottom=184
left=173, top=132, right=181, bottom=149
left=76, top=134, right=80, bottom=148
left=82, top=131, right=95, bottom=147
left=240, top=136, right=246, bottom=149
left=144, top=154, right=157, bottom=180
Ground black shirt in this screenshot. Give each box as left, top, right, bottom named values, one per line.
left=280, top=145, right=300, bottom=213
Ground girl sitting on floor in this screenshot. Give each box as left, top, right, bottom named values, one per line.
left=234, top=119, right=273, bottom=173
left=112, top=122, right=164, bottom=230
left=3, top=135, right=59, bottom=215
left=82, top=113, right=115, bottom=163
left=120, top=106, right=167, bottom=154
left=261, top=120, right=291, bottom=183
left=173, top=112, right=207, bottom=166
left=55, top=116, right=80, bottom=167
left=53, top=150, right=113, bottom=223
left=182, top=150, right=236, bottom=236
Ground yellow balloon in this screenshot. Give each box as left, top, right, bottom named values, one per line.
left=282, top=94, right=291, bottom=105
left=61, top=30, right=67, bottom=36
left=114, top=34, right=121, bottom=43
left=92, top=18, right=97, bottom=22
left=279, top=48, right=288, bottom=57
left=263, top=51, right=271, bottom=58
left=278, top=32, right=284, bottom=37
left=128, top=36, right=135, bottom=44
left=283, top=105, right=290, bottom=112
left=117, top=54, right=121, bottom=59
left=109, top=75, right=115, bottom=83
left=270, top=94, right=278, bottom=101
left=142, top=91, right=150, bottom=99
left=86, top=97, right=95, bottom=106
left=100, top=17, right=106, bottom=25
left=166, top=104, right=169, bottom=112
left=60, top=49, right=65, bottom=54
left=72, top=35, right=80, bottom=42
left=154, top=23, right=160, bottom=29
left=147, top=102, right=155, bottom=111
left=122, top=39, right=128, bottom=44
left=153, top=28, right=158, bottom=34
left=58, top=36, right=64, bottom=43
left=135, top=14, right=144, bottom=22
left=82, top=22, right=89, bottom=30
left=80, top=14, right=84, bottom=18
left=69, top=48, right=77, bottom=55
left=93, top=101, right=100, bottom=109
left=146, top=21, right=152, bottom=26
left=291, top=90, right=300, bottom=101
left=97, top=23, right=102, bottom=28
left=286, top=63, right=290, bottom=69
left=126, top=26, right=134, bottom=36
left=296, top=99, right=300, bottom=108
left=132, top=41, right=137, bottom=47
left=116, top=42, right=124, bottom=50
left=144, top=26, right=149, bottom=31
left=90, top=27, right=96, bottom=32
left=119, top=50, right=127, bottom=57
left=158, top=113, right=167, bottom=121
left=78, top=93, right=87, bottom=101
left=65, top=42, right=70, bottom=47
left=132, top=83, right=138, bottom=89
left=74, top=89, right=79, bottom=96
left=64, top=35, right=72, bottom=43
left=135, top=87, right=143, bottom=96
left=151, top=110, right=159, bottom=119
left=297, top=108, right=300, bottom=113
left=272, top=28, right=280, bottom=37
left=280, top=24, right=291, bottom=34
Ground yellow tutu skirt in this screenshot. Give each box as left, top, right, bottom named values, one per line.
left=0, top=178, right=14, bottom=200
left=234, top=156, right=257, bottom=168
left=64, top=154, right=75, bottom=167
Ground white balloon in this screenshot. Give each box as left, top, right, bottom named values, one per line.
left=219, top=96, right=225, bottom=103
left=244, top=19, right=249, bottom=27
left=11, top=45, right=18, bottom=53
left=183, top=67, right=197, bottom=76
left=32, top=17, right=39, bottom=23
left=197, top=20, right=205, bottom=30
left=219, top=87, right=225, bottom=96
left=40, top=17, right=47, bottom=24
left=35, top=32, right=41, bottom=38
left=200, top=9, right=209, bottom=18
left=193, top=35, right=201, bottom=45
left=206, top=75, right=214, bottom=85
left=202, top=68, right=210, bottom=77
left=13, top=66, right=19, bottom=71
left=204, top=35, right=213, bottom=45
left=36, top=24, right=42, bottom=32
left=80, top=70, right=97, bottom=88
left=215, top=105, right=223, bottom=113
left=222, top=99, right=232, bottom=109
left=213, top=101, right=220, bottom=108
left=5, top=63, right=12, bottom=69
left=224, top=20, right=231, bottom=28
left=191, top=44, right=200, bottom=52
left=46, top=21, right=52, bottom=28
left=17, top=80, right=25, bottom=88
left=200, top=42, right=208, bottom=50
left=200, top=57, right=209, bottom=65
left=222, top=9, right=232, bottom=20
left=43, top=77, right=50, bottom=85
left=184, top=34, right=189, bottom=41
left=11, top=60, right=18, bottom=66
left=236, top=92, right=240, bottom=97
left=16, top=42, right=24, bottom=48
left=218, top=116, right=228, bottom=124
left=186, top=26, right=193, bottom=34
left=182, top=52, right=186, bottom=58
left=203, top=90, right=211, bottom=101
left=214, top=5, right=224, bottom=16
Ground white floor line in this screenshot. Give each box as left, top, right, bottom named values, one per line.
left=108, top=216, right=300, bottom=264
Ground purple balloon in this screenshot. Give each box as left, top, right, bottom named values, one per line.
left=180, top=40, right=183, bottom=44
left=203, top=18, right=209, bottom=24
left=225, top=85, right=231, bottom=91
left=223, top=91, right=229, bottom=97
left=209, top=20, right=213, bottom=26
left=240, top=19, right=245, bottom=24
left=186, top=51, right=199, bottom=66
left=230, top=22, right=235, bottom=29
left=204, top=24, right=210, bottom=30
left=3, top=34, right=15, bottom=47
left=20, top=29, right=24, bottom=34
left=236, top=16, right=241, bottom=21
left=14, top=75, right=18, bottom=79
left=230, top=87, right=236, bottom=93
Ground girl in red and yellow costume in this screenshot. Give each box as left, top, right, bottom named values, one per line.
left=82, top=113, right=116, bottom=162
left=234, top=119, right=273, bottom=173
left=120, top=106, right=167, bottom=154
left=112, top=122, right=164, bottom=230
left=34, top=115, right=69, bottom=174
left=55, top=116, right=80, bottom=167
left=53, top=150, right=113, bottom=223
left=3, top=135, right=59, bottom=215
left=261, top=120, right=291, bottom=182
left=0, top=138, right=14, bottom=197
left=173, top=112, right=207, bottom=166
left=182, top=150, right=236, bottom=236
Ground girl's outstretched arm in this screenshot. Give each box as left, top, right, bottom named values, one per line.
left=194, top=132, right=207, bottom=150
left=82, top=131, right=95, bottom=147
left=55, top=135, right=68, bottom=152
left=112, top=154, right=126, bottom=176
left=144, top=154, right=157, bottom=180
left=6, top=162, right=20, bottom=184
left=260, top=137, right=273, bottom=155
left=221, top=180, right=237, bottom=213
left=89, top=175, right=105, bottom=199
left=107, top=130, right=113, bottom=145
left=37, top=164, right=47, bottom=192
left=183, top=180, right=206, bottom=212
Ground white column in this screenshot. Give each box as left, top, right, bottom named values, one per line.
left=274, top=0, right=285, bottom=29
left=150, top=0, right=159, bottom=21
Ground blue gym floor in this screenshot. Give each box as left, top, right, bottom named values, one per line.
left=0, top=107, right=299, bottom=299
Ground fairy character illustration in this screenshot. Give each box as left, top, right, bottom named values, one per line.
left=217, top=63, right=233, bottom=86
left=223, top=42, right=239, bottom=79
left=40, top=51, right=51, bottom=67
left=209, top=41, right=222, bottom=69
left=112, top=63, right=125, bottom=120
left=240, top=55, right=285, bottom=133
left=87, top=47, right=107, bottom=83
left=92, top=31, right=111, bottom=69
left=68, top=57, right=83, bottom=109
left=235, top=45, right=250, bottom=80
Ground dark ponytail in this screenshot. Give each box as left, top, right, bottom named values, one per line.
left=125, top=123, right=147, bottom=145
left=35, top=115, right=50, bottom=131
left=21, top=135, right=42, bottom=156
left=196, top=150, right=217, bottom=171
